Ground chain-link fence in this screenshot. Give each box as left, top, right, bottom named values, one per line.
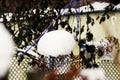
left=8, top=55, right=30, bottom=80
left=98, top=60, right=120, bottom=80
left=8, top=55, right=120, bottom=80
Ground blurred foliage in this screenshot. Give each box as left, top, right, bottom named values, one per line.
left=0, top=0, right=71, bottom=48
left=0, top=0, right=117, bottom=48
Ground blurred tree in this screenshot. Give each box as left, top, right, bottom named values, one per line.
left=0, top=0, right=118, bottom=48
left=0, top=0, right=70, bottom=48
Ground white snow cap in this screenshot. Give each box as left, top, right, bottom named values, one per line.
left=91, top=2, right=109, bottom=11
left=37, top=30, right=75, bottom=57
left=114, top=3, right=120, bottom=9
left=81, top=68, right=106, bottom=80
left=0, top=23, right=15, bottom=77
left=62, top=2, right=110, bottom=14
left=79, top=2, right=109, bottom=12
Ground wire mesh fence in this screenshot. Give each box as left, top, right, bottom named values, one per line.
left=8, top=55, right=30, bottom=80
left=97, top=60, right=120, bottom=80
left=8, top=55, right=120, bottom=80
